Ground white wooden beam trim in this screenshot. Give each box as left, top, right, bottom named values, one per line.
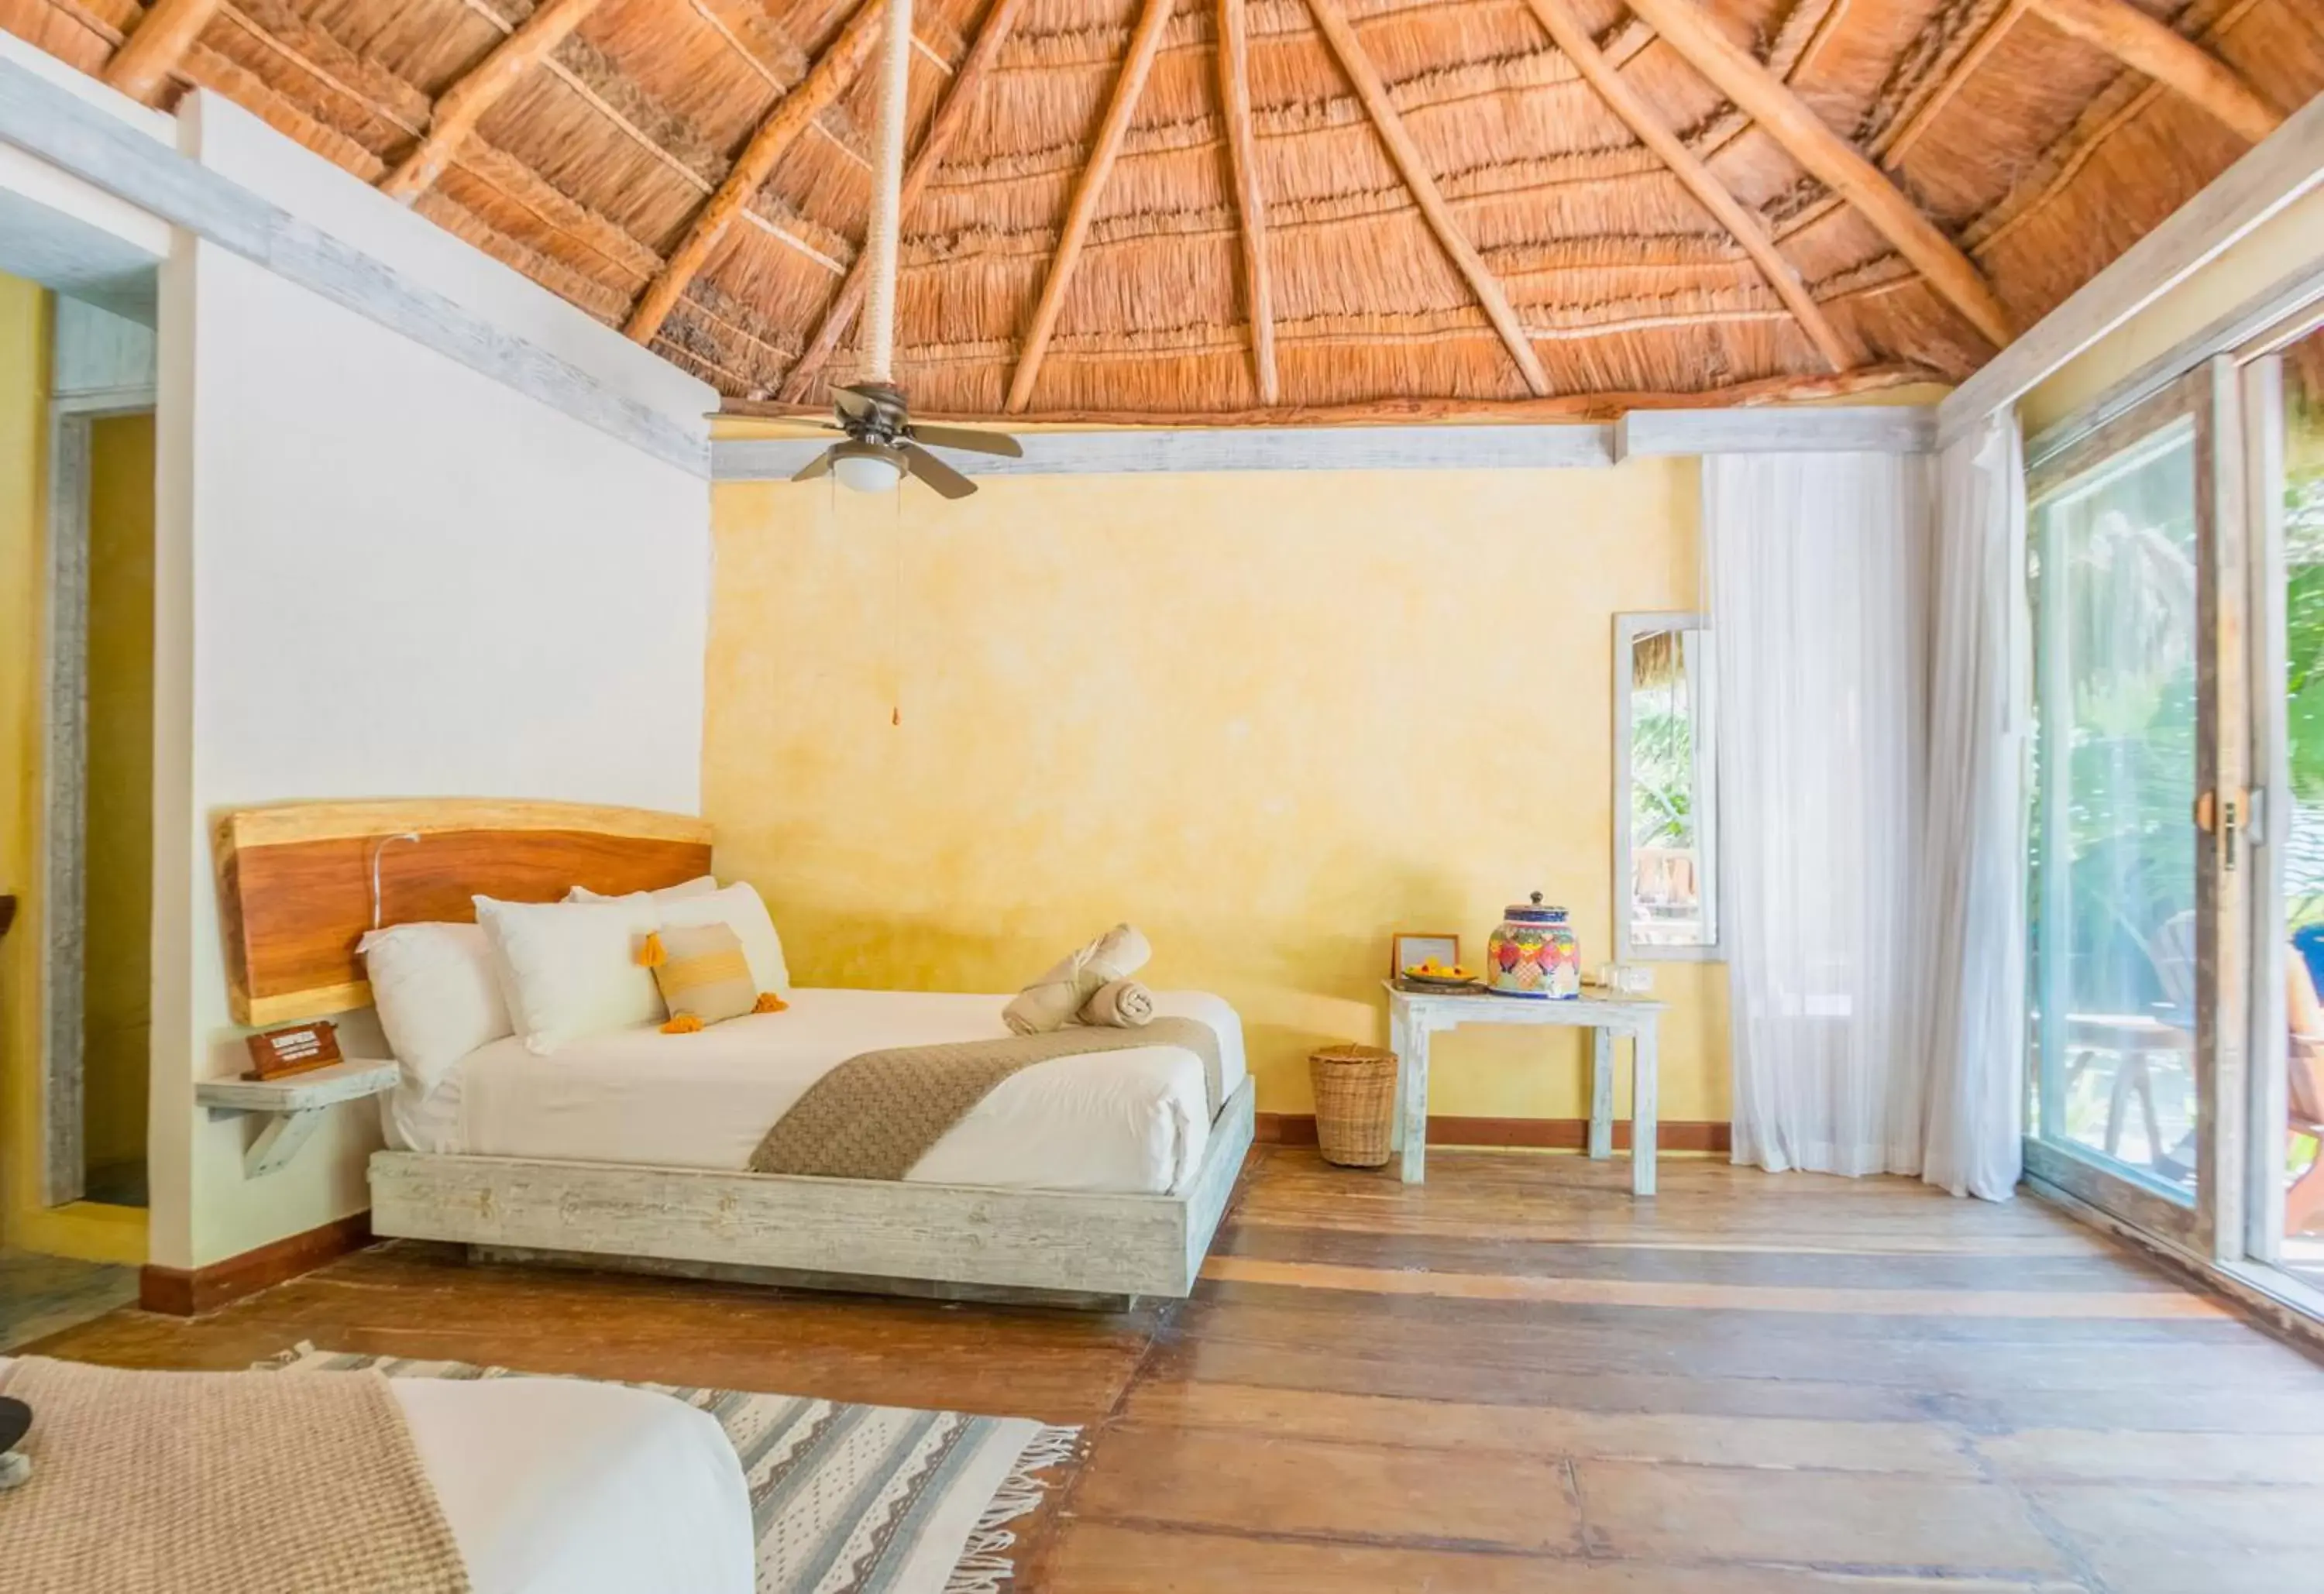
left=1937, top=91, right=2324, bottom=446
left=0, top=53, right=710, bottom=474
left=718, top=425, right=1616, bottom=477
left=1615, top=404, right=1935, bottom=459
left=714, top=407, right=1937, bottom=479
left=2023, top=254, right=2324, bottom=467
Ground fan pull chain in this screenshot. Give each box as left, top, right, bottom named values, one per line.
left=890, top=483, right=903, bottom=727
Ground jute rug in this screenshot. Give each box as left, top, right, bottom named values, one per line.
left=266, top=1346, right=1079, bottom=1594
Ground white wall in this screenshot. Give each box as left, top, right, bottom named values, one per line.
left=144, top=94, right=717, bottom=1269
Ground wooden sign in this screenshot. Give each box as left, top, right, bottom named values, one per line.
left=245, top=1020, right=342, bottom=1081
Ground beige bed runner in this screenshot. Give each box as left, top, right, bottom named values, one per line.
left=751, top=1016, right=1225, bottom=1181
left=0, top=1356, right=469, bottom=1594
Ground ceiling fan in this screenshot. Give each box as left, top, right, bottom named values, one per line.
left=791, top=380, right=1020, bottom=500
left=789, top=0, right=1019, bottom=499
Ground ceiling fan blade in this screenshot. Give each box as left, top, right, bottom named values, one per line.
left=900, top=441, right=976, bottom=500
left=906, top=423, right=1023, bottom=459
left=832, top=385, right=881, bottom=423
left=789, top=448, right=837, bottom=483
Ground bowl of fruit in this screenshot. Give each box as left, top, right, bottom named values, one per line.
left=1400, top=957, right=1480, bottom=991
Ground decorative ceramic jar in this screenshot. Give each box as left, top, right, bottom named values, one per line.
left=1487, top=893, right=1581, bottom=1000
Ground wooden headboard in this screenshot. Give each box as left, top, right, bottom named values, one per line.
left=216, top=799, right=716, bottom=1026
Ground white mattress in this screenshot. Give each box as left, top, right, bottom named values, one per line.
left=387, top=987, right=1246, bottom=1197
left=0, top=1360, right=755, bottom=1594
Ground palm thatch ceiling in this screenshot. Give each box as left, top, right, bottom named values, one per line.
left=15, top=0, right=2322, bottom=421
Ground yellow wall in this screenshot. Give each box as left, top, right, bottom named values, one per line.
left=2025, top=186, right=2324, bottom=433
left=705, top=460, right=1731, bottom=1127
left=0, top=274, right=42, bottom=1244
left=0, top=274, right=143, bottom=1261
left=81, top=412, right=153, bottom=1177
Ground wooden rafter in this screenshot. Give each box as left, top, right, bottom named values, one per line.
left=382, top=0, right=605, bottom=201
left=624, top=0, right=887, bottom=345
left=1305, top=0, right=1552, bottom=397
left=1623, top=0, right=2016, bottom=351
left=104, top=0, right=223, bottom=102
left=1877, top=0, right=2027, bottom=167
left=1526, top=0, right=1851, bottom=373
left=1004, top=0, right=1178, bottom=413
left=778, top=0, right=1033, bottom=404
left=1216, top=0, right=1277, bottom=406
left=2029, top=0, right=2281, bottom=144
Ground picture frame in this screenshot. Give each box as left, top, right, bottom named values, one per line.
left=1390, top=933, right=1461, bottom=980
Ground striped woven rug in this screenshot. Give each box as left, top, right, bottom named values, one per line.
left=266, top=1346, right=1078, bottom=1594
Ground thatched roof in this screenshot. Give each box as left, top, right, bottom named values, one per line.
left=19, top=0, right=2322, bottom=421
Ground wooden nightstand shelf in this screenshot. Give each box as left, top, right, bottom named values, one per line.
left=196, top=1060, right=398, bottom=1177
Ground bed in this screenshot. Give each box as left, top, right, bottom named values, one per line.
left=0, top=1355, right=756, bottom=1594
left=215, top=799, right=1257, bottom=1305
left=387, top=986, right=1247, bottom=1195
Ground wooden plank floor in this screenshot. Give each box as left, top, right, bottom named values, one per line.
left=28, top=1149, right=2324, bottom=1592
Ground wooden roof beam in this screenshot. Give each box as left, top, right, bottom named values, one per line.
left=1876, top=0, right=2027, bottom=167
left=1622, top=0, right=2016, bottom=351
left=626, top=0, right=888, bottom=346
left=1526, top=0, right=1851, bottom=373
left=1005, top=0, right=1177, bottom=414
left=382, top=0, right=606, bottom=201
left=2028, top=0, right=2281, bottom=145
left=1217, top=0, right=1278, bottom=406
left=1306, top=0, right=1552, bottom=397
left=779, top=0, right=1033, bottom=404
left=104, top=0, right=223, bottom=103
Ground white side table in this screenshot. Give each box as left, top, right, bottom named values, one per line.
left=196, top=1059, right=399, bottom=1177
left=1384, top=982, right=1666, bottom=1194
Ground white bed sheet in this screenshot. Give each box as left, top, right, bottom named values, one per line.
left=0, top=1359, right=755, bottom=1594
left=386, top=987, right=1246, bottom=1197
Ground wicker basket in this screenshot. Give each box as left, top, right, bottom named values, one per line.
left=1308, top=1044, right=1399, bottom=1168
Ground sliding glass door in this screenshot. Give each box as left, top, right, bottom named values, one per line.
left=2247, top=314, right=2324, bottom=1295
left=2027, top=373, right=2246, bottom=1246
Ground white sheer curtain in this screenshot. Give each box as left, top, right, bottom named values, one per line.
left=1915, top=414, right=2030, bottom=1200
left=1707, top=453, right=1931, bottom=1177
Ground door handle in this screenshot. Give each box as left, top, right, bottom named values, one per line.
left=2195, top=789, right=2243, bottom=871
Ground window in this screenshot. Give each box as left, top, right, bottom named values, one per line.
left=1614, top=613, right=1717, bottom=960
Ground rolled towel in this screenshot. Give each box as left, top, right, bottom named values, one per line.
left=1085, top=923, right=1151, bottom=984
left=1079, top=978, right=1154, bottom=1028
left=1002, top=923, right=1153, bottom=1035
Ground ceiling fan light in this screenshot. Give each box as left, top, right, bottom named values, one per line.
left=833, top=448, right=904, bottom=494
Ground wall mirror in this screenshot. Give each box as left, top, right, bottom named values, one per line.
left=1614, top=612, right=1718, bottom=961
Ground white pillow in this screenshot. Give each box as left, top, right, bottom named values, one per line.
left=474, top=894, right=663, bottom=1054
left=655, top=882, right=789, bottom=994
left=566, top=874, right=717, bottom=905
left=358, top=922, right=513, bottom=1095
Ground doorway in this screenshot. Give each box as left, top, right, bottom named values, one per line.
left=2247, top=307, right=2324, bottom=1300
left=77, top=410, right=153, bottom=1206
left=2027, top=270, right=2324, bottom=1328
left=2025, top=373, right=2238, bottom=1248
left=41, top=294, right=157, bottom=1211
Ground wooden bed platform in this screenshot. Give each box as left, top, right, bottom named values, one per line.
left=218, top=797, right=1255, bottom=1307
left=371, top=1080, right=1254, bottom=1306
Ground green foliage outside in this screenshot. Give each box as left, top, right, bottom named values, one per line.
left=1630, top=685, right=1694, bottom=855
